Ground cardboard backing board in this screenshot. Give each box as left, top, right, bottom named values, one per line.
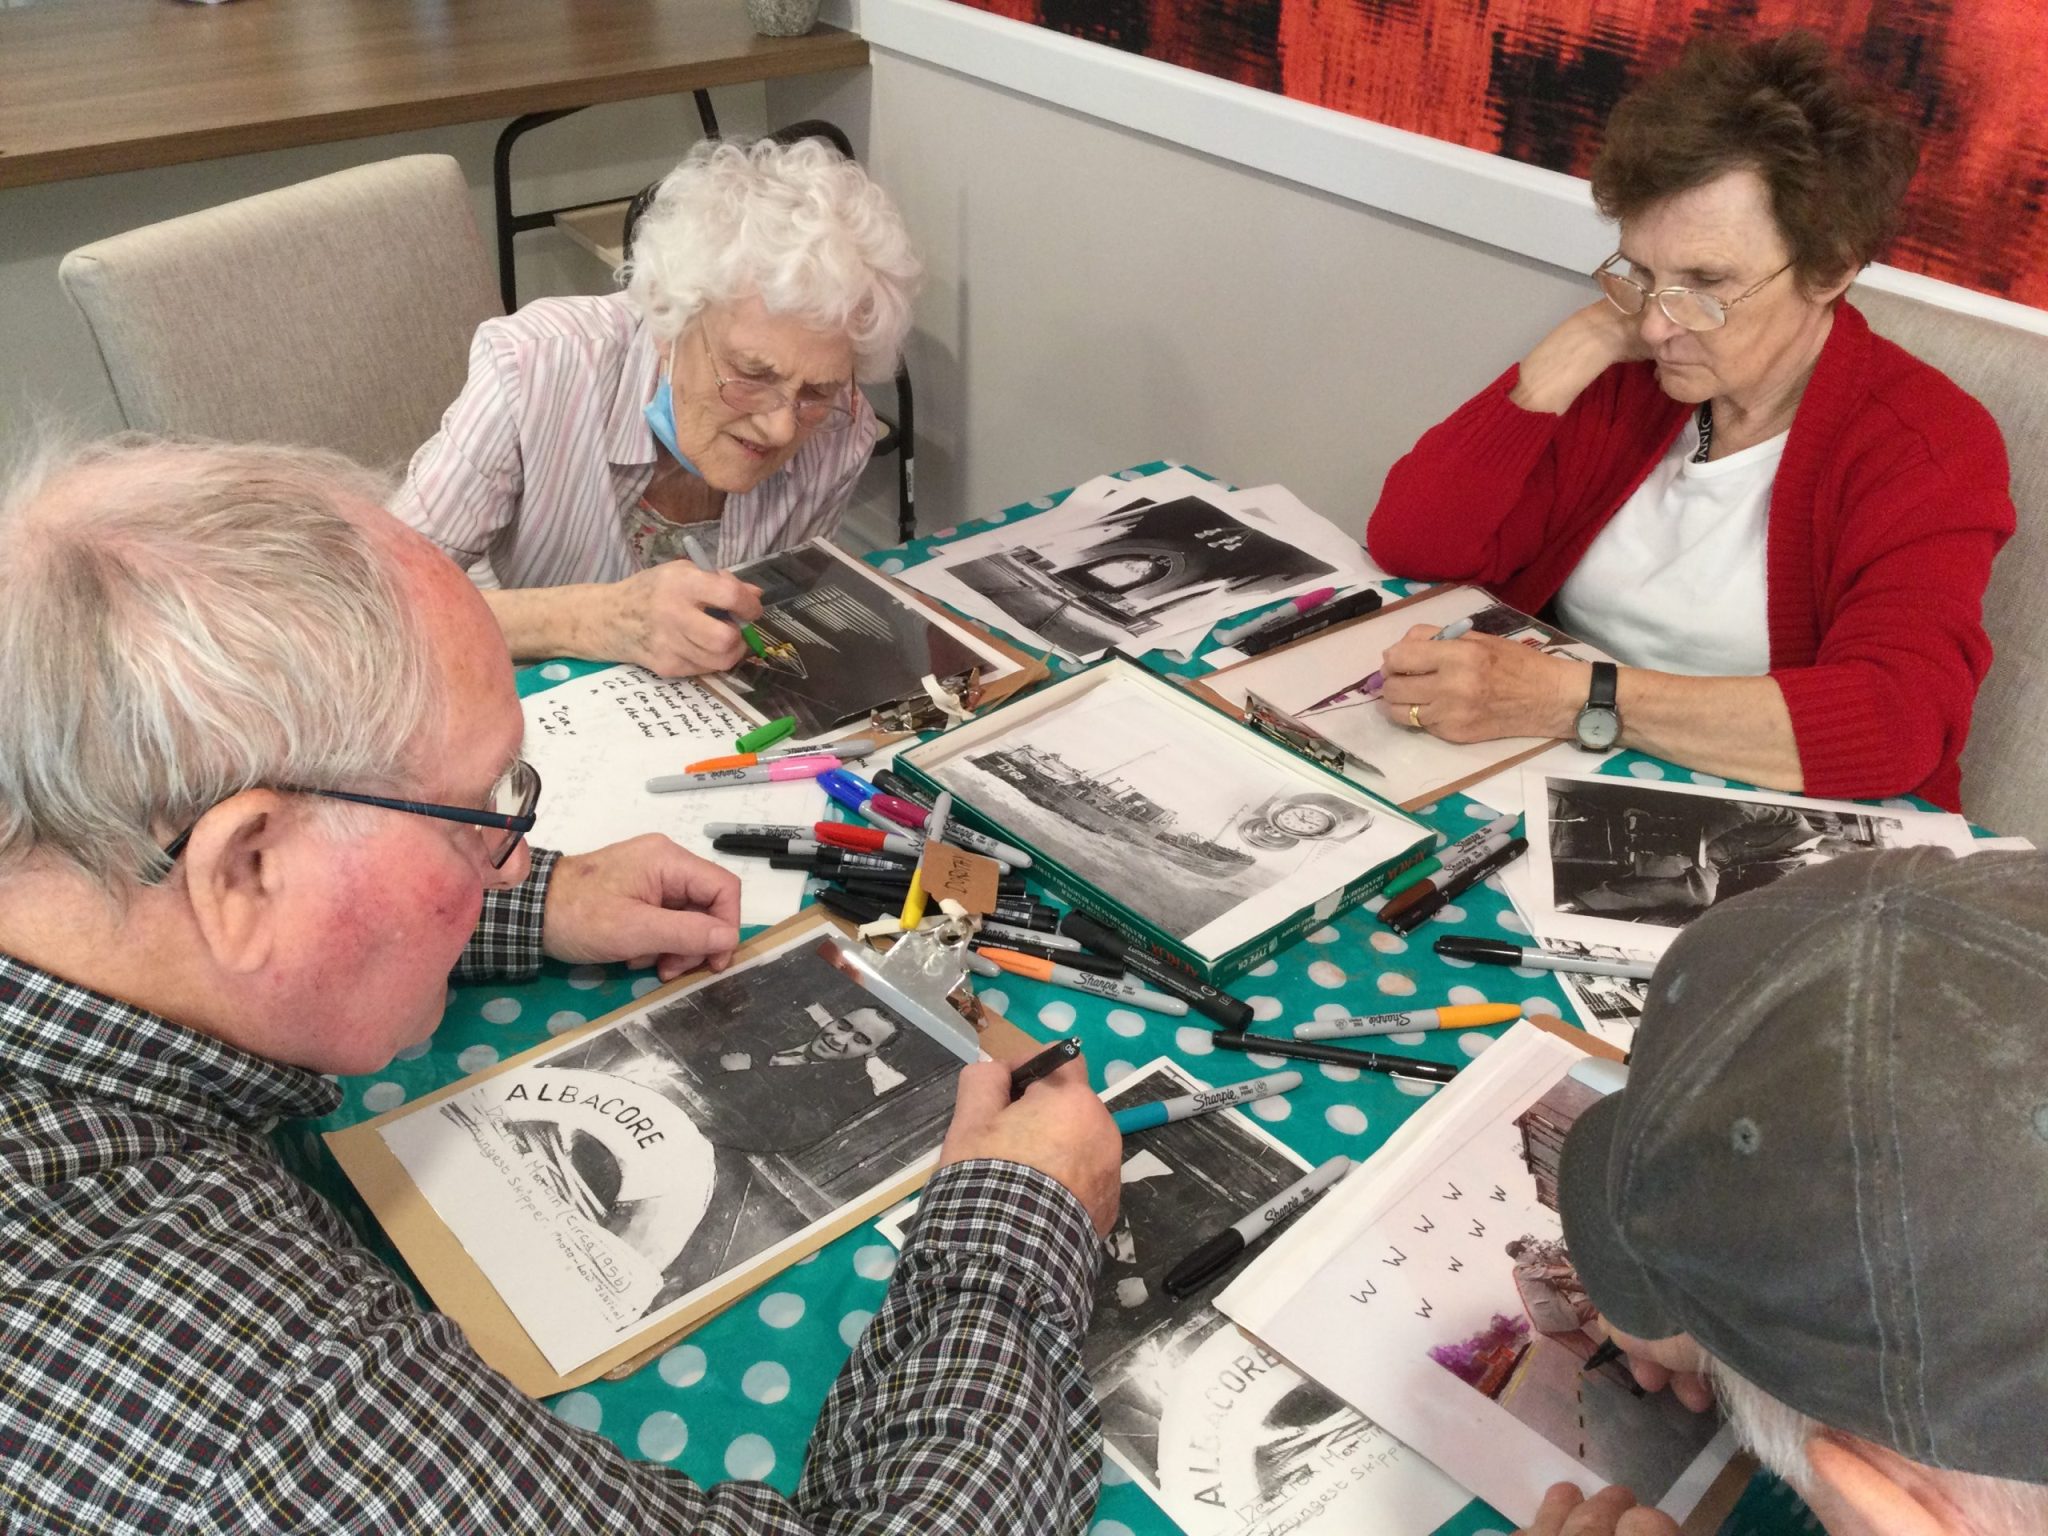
left=327, top=908, right=1042, bottom=1398
left=1186, top=585, right=1602, bottom=811
left=896, top=659, right=1432, bottom=986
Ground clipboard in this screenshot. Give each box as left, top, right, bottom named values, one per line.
left=1185, top=584, right=1608, bottom=811
left=327, top=908, right=1044, bottom=1398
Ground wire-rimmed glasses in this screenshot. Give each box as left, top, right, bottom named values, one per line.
left=698, top=324, right=853, bottom=431
left=1594, top=253, right=1794, bottom=332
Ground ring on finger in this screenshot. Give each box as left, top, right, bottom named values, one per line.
left=1408, top=702, right=1423, bottom=730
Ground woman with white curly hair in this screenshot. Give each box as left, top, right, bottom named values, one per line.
left=395, top=136, right=922, bottom=677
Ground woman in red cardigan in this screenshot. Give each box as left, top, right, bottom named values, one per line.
left=1365, top=36, right=2013, bottom=813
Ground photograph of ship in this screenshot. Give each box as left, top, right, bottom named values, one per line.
left=929, top=674, right=1382, bottom=947
left=720, top=540, right=1009, bottom=736
left=941, top=493, right=1336, bottom=656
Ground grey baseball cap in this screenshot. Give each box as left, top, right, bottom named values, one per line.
left=1558, top=846, right=2048, bottom=1482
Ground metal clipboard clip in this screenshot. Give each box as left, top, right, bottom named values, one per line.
left=816, top=912, right=987, bottom=1063
left=868, top=666, right=985, bottom=734
left=1244, top=690, right=1353, bottom=773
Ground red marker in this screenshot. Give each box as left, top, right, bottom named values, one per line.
left=814, top=821, right=923, bottom=859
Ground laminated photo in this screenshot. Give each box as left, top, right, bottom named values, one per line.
left=376, top=927, right=971, bottom=1375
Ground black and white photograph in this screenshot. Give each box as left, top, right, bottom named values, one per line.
left=920, top=668, right=1418, bottom=959
left=936, top=494, right=1335, bottom=658
left=379, top=927, right=968, bottom=1374
left=714, top=539, right=1017, bottom=737
left=1089, top=1061, right=1464, bottom=1536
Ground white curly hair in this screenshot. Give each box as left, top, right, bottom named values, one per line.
left=623, top=137, right=921, bottom=383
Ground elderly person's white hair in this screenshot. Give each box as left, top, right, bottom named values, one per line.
left=1706, top=1354, right=2048, bottom=1535
left=623, top=137, right=921, bottom=382
left=0, top=437, right=437, bottom=888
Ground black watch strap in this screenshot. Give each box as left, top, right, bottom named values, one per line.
left=1587, top=661, right=1618, bottom=711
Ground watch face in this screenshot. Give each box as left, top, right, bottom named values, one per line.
left=1576, top=706, right=1621, bottom=751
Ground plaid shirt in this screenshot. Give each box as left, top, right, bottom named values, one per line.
left=0, top=855, right=1105, bottom=1534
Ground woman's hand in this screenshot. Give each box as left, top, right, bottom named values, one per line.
left=604, top=561, right=765, bottom=678
left=1511, top=299, right=1652, bottom=416
left=1377, top=627, right=1589, bottom=742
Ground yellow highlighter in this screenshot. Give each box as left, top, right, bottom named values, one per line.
left=1291, top=1002, right=1524, bottom=1042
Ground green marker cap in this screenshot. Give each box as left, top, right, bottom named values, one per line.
left=735, top=715, right=798, bottom=754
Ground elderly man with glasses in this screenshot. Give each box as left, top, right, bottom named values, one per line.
left=0, top=437, right=1121, bottom=1535
left=1362, top=34, right=2013, bottom=813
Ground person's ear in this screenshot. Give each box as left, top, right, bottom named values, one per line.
left=179, top=791, right=295, bottom=975
left=1802, top=1436, right=1957, bottom=1536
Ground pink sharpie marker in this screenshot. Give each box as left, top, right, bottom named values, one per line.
left=646, top=755, right=842, bottom=793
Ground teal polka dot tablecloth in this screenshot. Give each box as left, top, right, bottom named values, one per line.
left=294, top=463, right=1814, bottom=1536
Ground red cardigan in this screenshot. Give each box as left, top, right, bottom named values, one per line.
left=1365, top=303, right=2014, bottom=812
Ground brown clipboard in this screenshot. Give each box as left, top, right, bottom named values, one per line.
left=697, top=540, right=1051, bottom=745
left=1183, top=583, right=1585, bottom=811
left=326, top=908, right=1044, bottom=1398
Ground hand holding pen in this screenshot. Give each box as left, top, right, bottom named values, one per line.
left=938, top=1055, right=1122, bottom=1236
left=677, top=530, right=797, bottom=673
left=1377, top=617, right=1597, bottom=742
left=608, top=558, right=766, bottom=677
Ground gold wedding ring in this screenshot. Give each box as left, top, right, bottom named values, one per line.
left=1409, top=702, right=1423, bottom=730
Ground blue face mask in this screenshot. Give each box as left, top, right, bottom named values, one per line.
left=643, top=339, right=705, bottom=479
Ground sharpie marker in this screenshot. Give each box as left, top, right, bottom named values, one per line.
left=980, top=919, right=1084, bottom=953
left=706, top=821, right=811, bottom=840
left=1379, top=814, right=1519, bottom=901
left=686, top=738, right=877, bottom=773
left=1359, top=615, right=1477, bottom=697
left=1213, top=1029, right=1460, bottom=1082
left=1434, top=935, right=1656, bottom=980
left=734, top=715, right=798, bottom=754
left=1384, top=837, right=1529, bottom=935
left=1111, top=1071, right=1302, bottom=1134
left=1162, top=1155, right=1353, bottom=1299
left=1294, top=1003, right=1523, bottom=1041
left=1010, top=1037, right=1082, bottom=1098
left=978, top=948, right=1188, bottom=1016
left=646, top=755, right=839, bottom=792
left=818, top=768, right=884, bottom=818
left=870, top=771, right=1035, bottom=868
left=1059, top=911, right=1253, bottom=1029
left=814, top=822, right=923, bottom=860
left=971, top=935, right=1123, bottom=977
left=1210, top=588, right=1338, bottom=649
left=1235, top=586, right=1386, bottom=657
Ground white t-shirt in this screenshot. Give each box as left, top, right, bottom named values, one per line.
left=1554, top=413, right=1784, bottom=677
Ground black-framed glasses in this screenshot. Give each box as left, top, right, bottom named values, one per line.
left=162, top=759, right=541, bottom=869
left=695, top=324, right=853, bottom=431
left=1594, top=253, right=1794, bottom=332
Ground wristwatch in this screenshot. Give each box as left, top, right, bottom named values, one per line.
left=1575, top=662, right=1621, bottom=752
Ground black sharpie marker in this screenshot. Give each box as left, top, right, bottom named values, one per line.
left=1162, top=1155, right=1353, bottom=1299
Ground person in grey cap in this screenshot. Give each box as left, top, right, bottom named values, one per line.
left=1537, top=847, right=2048, bottom=1536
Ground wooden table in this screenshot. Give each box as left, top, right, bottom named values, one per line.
left=0, top=0, right=869, bottom=191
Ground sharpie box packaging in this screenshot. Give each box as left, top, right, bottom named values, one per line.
left=897, top=659, right=1431, bottom=985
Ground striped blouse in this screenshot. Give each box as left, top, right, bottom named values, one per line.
left=393, top=293, right=880, bottom=583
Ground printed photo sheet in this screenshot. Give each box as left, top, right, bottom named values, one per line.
left=379, top=928, right=968, bottom=1374
left=1220, top=1025, right=1737, bottom=1528
left=924, top=670, right=1417, bottom=958
left=876, top=1059, right=1466, bottom=1536
left=1524, top=768, right=1978, bottom=958
left=903, top=467, right=1379, bottom=662
left=716, top=539, right=1019, bottom=738
left=521, top=666, right=817, bottom=928
left=1204, top=587, right=1610, bottom=809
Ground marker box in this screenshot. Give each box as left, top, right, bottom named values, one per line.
left=895, top=659, right=1430, bottom=986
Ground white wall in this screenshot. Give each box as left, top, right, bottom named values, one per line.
left=0, top=90, right=773, bottom=459
left=771, top=51, right=1591, bottom=540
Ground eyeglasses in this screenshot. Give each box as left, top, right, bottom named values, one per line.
left=161, top=759, right=541, bottom=870
left=696, top=325, right=853, bottom=431
left=1594, top=253, right=1795, bottom=332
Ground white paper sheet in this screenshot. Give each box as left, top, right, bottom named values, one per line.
left=1220, top=1024, right=1739, bottom=1527
left=522, top=665, right=817, bottom=928
left=903, top=468, right=1380, bottom=662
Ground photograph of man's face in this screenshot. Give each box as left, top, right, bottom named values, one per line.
left=810, top=1006, right=898, bottom=1060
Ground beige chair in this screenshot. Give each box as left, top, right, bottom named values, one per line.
left=60, top=155, right=501, bottom=474
left=1849, top=284, right=2048, bottom=844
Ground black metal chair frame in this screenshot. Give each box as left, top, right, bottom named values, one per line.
left=491, top=109, right=915, bottom=545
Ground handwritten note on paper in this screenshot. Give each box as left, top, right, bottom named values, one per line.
left=522, top=666, right=819, bottom=928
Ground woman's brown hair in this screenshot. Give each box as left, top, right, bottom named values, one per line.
left=1591, top=33, right=1919, bottom=291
